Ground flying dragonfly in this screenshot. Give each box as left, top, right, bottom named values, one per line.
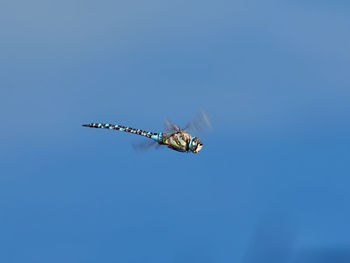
left=82, top=112, right=210, bottom=153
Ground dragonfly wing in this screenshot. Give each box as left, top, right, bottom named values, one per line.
left=164, top=118, right=181, bottom=133
left=182, top=111, right=212, bottom=133
left=132, top=140, right=161, bottom=151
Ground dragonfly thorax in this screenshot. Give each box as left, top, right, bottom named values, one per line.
left=161, top=131, right=203, bottom=153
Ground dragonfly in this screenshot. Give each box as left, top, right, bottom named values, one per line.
left=82, top=112, right=210, bottom=153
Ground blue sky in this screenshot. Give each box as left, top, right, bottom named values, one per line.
left=1, top=0, right=350, bottom=262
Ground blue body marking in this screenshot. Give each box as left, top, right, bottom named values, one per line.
left=189, top=137, right=194, bottom=148
left=151, top=133, right=162, bottom=142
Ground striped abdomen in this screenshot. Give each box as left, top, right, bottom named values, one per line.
left=82, top=123, right=159, bottom=139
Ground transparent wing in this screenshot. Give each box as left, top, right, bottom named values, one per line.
left=182, top=110, right=212, bottom=133
left=164, top=118, right=181, bottom=133
left=132, top=140, right=161, bottom=152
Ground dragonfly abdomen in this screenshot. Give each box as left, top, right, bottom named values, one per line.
left=82, top=123, right=158, bottom=139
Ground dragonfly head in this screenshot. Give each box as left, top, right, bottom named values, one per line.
left=189, top=137, right=203, bottom=153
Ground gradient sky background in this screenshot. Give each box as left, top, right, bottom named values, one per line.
left=1, top=0, right=350, bottom=262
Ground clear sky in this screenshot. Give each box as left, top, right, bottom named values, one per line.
left=1, top=0, right=350, bottom=262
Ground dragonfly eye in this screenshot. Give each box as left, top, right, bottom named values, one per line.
left=190, top=139, right=197, bottom=148
left=189, top=137, right=203, bottom=153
